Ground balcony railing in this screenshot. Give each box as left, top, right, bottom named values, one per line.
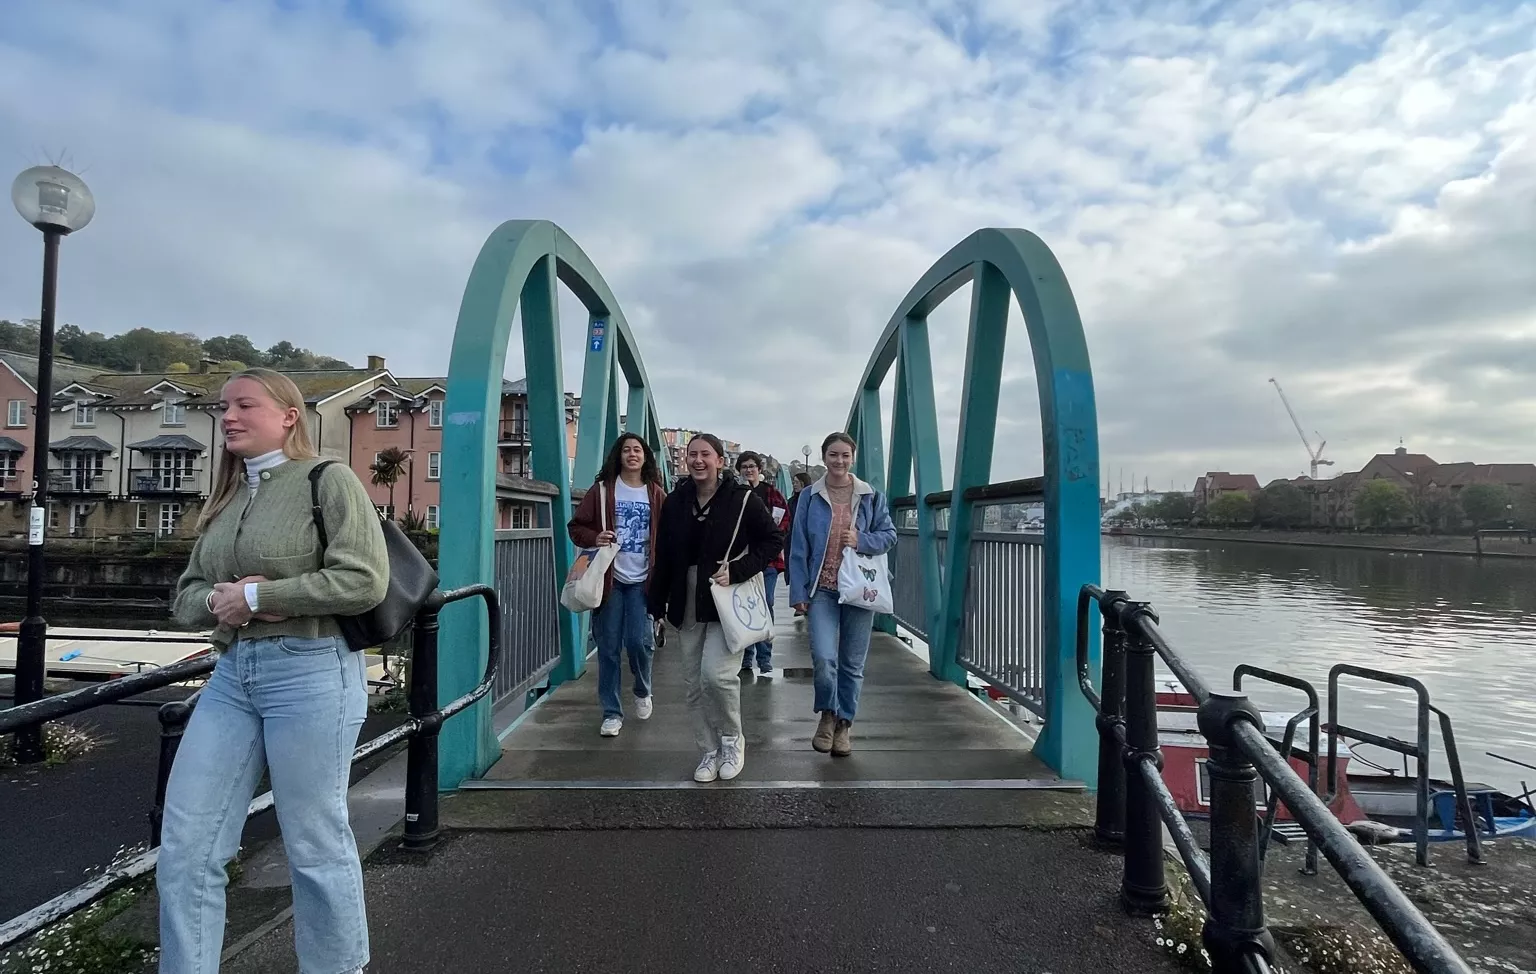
left=498, top=420, right=530, bottom=444
left=128, top=468, right=205, bottom=497
left=46, top=471, right=110, bottom=494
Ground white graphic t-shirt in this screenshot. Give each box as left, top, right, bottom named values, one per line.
left=612, top=482, right=652, bottom=584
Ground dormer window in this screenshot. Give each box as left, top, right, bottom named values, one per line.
left=74, top=401, right=95, bottom=426
left=164, top=401, right=185, bottom=426
left=376, top=400, right=399, bottom=428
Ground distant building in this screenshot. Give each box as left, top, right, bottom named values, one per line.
left=660, top=428, right=741, bottom=480
left=1192, top=472, right=1260, bottom=511
left=1300, top=446, right=1536, bottom=530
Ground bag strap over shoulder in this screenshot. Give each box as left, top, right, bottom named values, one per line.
left=308, top=460, right=342, bottom=550
left=722, top=488, right=751, bottom=566
left=599, top=480, right=608, bottom=534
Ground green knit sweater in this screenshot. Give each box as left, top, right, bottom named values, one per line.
left=172, top=458, right=389, bottom=649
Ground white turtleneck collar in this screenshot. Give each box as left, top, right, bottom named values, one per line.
left=244, top=449, right=288, bottom=494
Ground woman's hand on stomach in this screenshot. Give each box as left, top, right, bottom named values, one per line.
left=235, top=575, right=289, bottom=623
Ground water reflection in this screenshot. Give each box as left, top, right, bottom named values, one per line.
left=1104, top=536, right=1536, bottom=790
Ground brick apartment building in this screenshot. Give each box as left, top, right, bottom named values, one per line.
left=0, top=350, right=578, bottom=540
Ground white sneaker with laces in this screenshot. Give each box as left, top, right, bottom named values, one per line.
left=718, top=736, right=745, bottom=780
left=600, top=716, right=622, bottom=737
left=694, top=750, right=721, bottom=782
left=636, top=696, right=654, bottom=720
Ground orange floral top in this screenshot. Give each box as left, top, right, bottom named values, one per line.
left=816, top=484, right=856, bottom=592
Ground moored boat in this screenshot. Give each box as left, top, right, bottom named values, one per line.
left=1153, top=669, right=1536, bottom=845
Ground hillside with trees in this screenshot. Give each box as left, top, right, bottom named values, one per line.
left=0, top=319, right=351, bottom=373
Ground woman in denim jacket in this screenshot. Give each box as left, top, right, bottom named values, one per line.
left=787, top=432, right=897, bottom=756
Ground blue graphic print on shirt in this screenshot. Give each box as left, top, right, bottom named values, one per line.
left=612, top=483, right=651, bottom=584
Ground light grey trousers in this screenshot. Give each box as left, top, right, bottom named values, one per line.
left=673, top=567, right=743, bottom=752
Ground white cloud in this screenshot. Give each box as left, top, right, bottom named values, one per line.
left=1, top=0, right=1533, bottom=492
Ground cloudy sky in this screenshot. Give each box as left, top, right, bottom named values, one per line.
left=1, top=1, right=1533, bottom=493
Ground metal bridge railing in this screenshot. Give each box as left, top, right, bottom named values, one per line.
left=0, top=585, right=500, bottom=953
left=1076, top=585, right=1470, bottom=974
left=493, top=529, right=561, bottom=702
left=889, top=480, right=1043, bottom=711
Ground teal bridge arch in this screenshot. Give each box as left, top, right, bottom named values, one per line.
left=435, top=222, right=1101, bottom=789
left=437, top=220, right=666, bottom=787
left=843, top=228, right=1101, bottom=783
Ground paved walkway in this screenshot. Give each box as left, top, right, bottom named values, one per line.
left=475, top=599, right=1068, bottom=789
left=221, top=602, right=1178, bottom=972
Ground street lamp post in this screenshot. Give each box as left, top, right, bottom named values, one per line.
left=801, top=444, right=811, bottom=475
left=10, top=165, right=95, bottom=764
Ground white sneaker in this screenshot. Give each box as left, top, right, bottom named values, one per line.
left=718, top=736, right=745, bottom=780
left=600, top=716, right=622, bottom=737
left=636, top=696, right=654, bottom=720
left=694, top=750, right=721, bottom=782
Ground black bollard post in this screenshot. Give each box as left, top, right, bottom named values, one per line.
left=1095, top=590, right=1129, bottom=847
left=1198, top=690, right=1277, bottom=970
left=150, top=697, right=196, bottom=847
left=1120, top=603, right=1168, bottom=915
left=402, top=596, right=443, bottom=852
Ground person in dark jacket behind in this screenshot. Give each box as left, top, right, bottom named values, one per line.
left=647, top=433, right=782, bottom=782
left=785, top=470, right=814, bottom=616
left=734, top=451, right=788, bottom=675
left=567, top=433, right=668, bottom=738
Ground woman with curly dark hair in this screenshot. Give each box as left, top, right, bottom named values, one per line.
left=568, top=432, right=667, bottom=737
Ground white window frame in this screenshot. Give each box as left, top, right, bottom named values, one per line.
left=74, top=401, right=95, bottom=426
left=427, top=399, right=443, bottom=428
left=427, top=452, right=441, bottom=480
left=135, top=503, right=149, bottom=530
left=163, top=401, right=186, bottom=426
left=376, top=504, right=396, bottom=520
left=7, top=399, right=25, bottom=427
left=511, top=505, right=533, bottom=530
left=376, top=401, right=399, bottom=428
left=47, top=504, right=58, bottom=529
left=425, top=505, right=440, bottom=530
left=159, top=502, right=182, bottom=536
left=69, top=503, right=91, bottom=536
left=0, top=454, right=16, bottom=482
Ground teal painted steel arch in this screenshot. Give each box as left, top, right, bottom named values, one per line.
left=844, top=228, right=1101, bottom=784
left=437, top=220, right=665, bottom=787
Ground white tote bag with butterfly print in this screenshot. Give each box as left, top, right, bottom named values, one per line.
left=837, top=548, right=893, bottom=615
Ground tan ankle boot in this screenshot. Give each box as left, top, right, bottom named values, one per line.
left=831, top=719, right=853, bottom=757
left=812, top=711, right=836, bottom=752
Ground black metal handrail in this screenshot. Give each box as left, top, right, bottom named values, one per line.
left=1327, top=664, right=1481, bottom=868
left=0, top=584, right=500, bottom=952
left=1076, top=585, right=1470, bottom=974
left=1233, top=664, right=1320, bottom=876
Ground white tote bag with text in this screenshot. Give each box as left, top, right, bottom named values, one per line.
left=710, top=493, right=773, bottom=652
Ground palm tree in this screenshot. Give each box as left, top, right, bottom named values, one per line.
left=370, top=447, right=412, bottom=517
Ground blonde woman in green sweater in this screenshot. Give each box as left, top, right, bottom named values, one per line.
left=158, top=369, right=387, bottom=974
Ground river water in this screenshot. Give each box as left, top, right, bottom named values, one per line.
left=1104, top=535, right=1536, bottom=793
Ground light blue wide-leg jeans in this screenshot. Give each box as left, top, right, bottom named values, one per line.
left=157, top=635, right=369, bottom=974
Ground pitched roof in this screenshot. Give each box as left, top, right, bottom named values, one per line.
left=0, top=349, right=103, bottom=395
left=50, top=435, right=114, bottom=452
left=1200, top=472, right=1261, bottom=491
left=1370, top=450, right=1439, bottom=478
left=54, top=368, right=387, bottom=409
left=125, top=433, right=207, bottom=452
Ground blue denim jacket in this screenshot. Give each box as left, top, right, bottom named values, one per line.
left=787, top=475, right=897, bottom=605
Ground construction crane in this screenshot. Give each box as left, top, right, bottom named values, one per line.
left=1269, top=378, right=1333, bottom=480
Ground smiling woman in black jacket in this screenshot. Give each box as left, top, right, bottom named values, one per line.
left=647, top=433, right=782, bottom=783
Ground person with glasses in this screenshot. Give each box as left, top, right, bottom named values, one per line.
left=733, top=451, right=788, bottom=675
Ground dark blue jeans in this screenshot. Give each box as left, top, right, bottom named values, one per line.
left=593, top=580, right=653, bottom=718
left=743, top=568, right=777, bottom=671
